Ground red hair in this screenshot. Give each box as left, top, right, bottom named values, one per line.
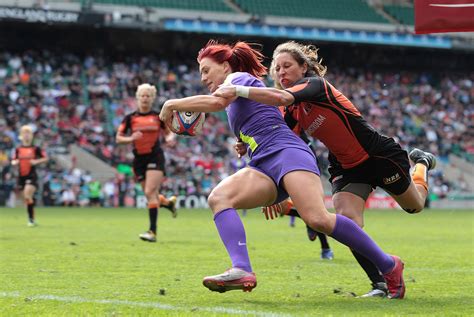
left=197, top=40, right=267, bottom=79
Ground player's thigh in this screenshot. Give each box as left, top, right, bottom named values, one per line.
left=332, top=190, right=366, bottom=227
left=390, top=182, right=425, bottom=213
left=281, top=170, right=334, bottom=232
left=208, top=167, right=277, bottom=212
left=23, top=184, right=36, bottom=199
left=144, top=169, right=164, bottom=193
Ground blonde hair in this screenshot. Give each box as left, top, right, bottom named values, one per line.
left=20, top=125, right=33, bottom=133
left=19, top=125, right=33, bottom=141
left=135, top=83, right=157, bottom=100
left=270, top=41, right=327, bottom=89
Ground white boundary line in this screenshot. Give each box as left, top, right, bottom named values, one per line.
left=0, top=292, right=292, bottom=317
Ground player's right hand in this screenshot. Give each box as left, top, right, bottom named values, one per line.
left=213, top=84, right=237, bottom=98
left=11, top=159, right=19, bottom=166
left=262, top=203, right=283, bottom=220
left=234, top=140, right=247, bottom=158
left=131, top=131, right=143, bottom=140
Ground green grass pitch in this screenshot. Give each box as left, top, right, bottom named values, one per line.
left=1, top=207, right=473, bottom=316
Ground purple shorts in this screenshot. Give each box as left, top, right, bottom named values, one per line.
left=249, top=147, right=320, bottom=204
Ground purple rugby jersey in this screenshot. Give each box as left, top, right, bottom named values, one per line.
left=224, top=72, right=310, bottom=158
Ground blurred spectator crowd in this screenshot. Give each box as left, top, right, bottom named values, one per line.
left=0, top=50, right=472, bottom=207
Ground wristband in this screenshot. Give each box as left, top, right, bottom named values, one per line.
left=235, top=85, right=250, bottom=98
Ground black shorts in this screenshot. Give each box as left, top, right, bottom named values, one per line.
left=133, top=149, right=166, bottom=182
left=18, top=174, right=38, bottom=190
left=329, top=138, right=411, bottom=197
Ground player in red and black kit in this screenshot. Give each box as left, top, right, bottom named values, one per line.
left=11, top=125, right=48, bottom=226
left=116, top=83, right=177, bottom=242
left=270, top=107, right=334, bottom=260
left=214, top=41, right=437, bottom=299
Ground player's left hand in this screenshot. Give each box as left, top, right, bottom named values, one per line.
left=262, top=203, right=283, bottom=220
left=213, top=85, right=237, bottom=98
left=164, top=131, right=177, bottom=146
left=160, top=101, right=177, bottom=132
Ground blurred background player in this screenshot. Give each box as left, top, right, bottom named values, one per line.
left=214, top=40, right=437, bottom=299
left=160, top=40, right=404, bottom=295
left=116, top=83, right=177, bottom=242
left=11, top=125, right=48, bottom=226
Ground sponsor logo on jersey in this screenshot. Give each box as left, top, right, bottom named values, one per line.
left=306, top=114, right=326, bottom=135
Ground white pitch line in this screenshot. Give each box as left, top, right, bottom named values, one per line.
left=0, top=292, right=292, bottom=317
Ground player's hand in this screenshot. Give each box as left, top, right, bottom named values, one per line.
left=234, top=140, right=247, bottom=158
left=11, top=159, right=19, bottom=166
left=213, top=85, right=237, bottom=98
left=159, top=101, right=174, bottom=128
left=164, top=131, right=176, bottom=146
left=262, top=203, right=283, bottom=220
left=131, top=131, right=143, bottom=140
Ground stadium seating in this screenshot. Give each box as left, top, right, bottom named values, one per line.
left=234, top=0, right=389, bottom=23
left=87, top=0, right=233, bottom=12
left=384, top=5, right=414, bottom=25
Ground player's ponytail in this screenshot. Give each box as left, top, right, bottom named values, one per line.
left=301, top=44, right=327, bottom=78
left=198, top=40, right=267, bottom=79
left=229, top=42, right=267, bottom=79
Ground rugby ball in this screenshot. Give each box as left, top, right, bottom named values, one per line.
left=171, top=111, right=205, bottom=136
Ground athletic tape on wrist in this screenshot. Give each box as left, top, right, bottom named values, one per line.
left=235, top=86, right=250, bottom=98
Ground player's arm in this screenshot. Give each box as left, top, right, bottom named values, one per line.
left=116, top=116, right=142, bottom=144
left=116, top=131, right=140, bottom=144
left=11, top=149, right=19, bottom=166
left=161, top=121, right=176, bottom=145
left=214, top=85, right=295, bottom=107
left=214, top=78, right=325, bottom=106
left=31, top=148, right=48, bottom=166
left=159, top=95, right=234, bottom=128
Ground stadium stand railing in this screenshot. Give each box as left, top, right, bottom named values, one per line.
left=233, top=0, right=389, bottom=24
left=383, top=5, right=414, bottom=25
left=79, top=0, right=233, bottom=12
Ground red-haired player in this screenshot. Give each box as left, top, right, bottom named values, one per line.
left=160, top=40, right=404, bottom=295
left=214, top=41, right=437, bottom=299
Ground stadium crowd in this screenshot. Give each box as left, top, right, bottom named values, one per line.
left=0, top=50, right=472, bottom=207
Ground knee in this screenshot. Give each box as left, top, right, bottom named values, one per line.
left=207, top=188, right=235, bottom=213
left=305, top=214, right=333, bottom=235
left=144, top=187, right=157, bottom=200
left=403, top=201, right=424, bottom=214
left=336, top=207, right=364, bottom=228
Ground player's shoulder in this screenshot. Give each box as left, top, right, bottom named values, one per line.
left=296, top=76, right=325, bottom=86
left=287, top=76, right=325, bottom=94
left=224, top=72, right=264, bottom=87
left=122, top=111, right=136, bottom=119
